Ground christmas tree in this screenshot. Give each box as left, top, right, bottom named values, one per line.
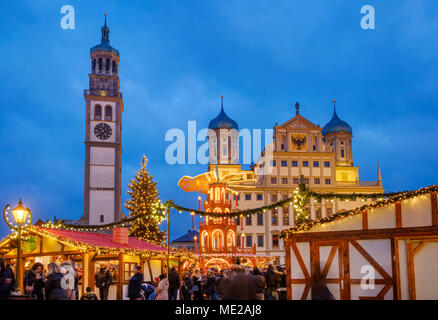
left=125, top=155, right=166, bottom=243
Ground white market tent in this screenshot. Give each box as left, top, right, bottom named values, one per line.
left=281, top=186, right=438, bottom=300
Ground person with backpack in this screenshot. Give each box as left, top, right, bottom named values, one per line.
left=61, top=261, right=77, bottom=300
left=23, top=262, right=45, bottom=300
left=140, top=281, right=156, bottom=300
left=80, top=287, right=98, bottom=300
left=168, top=267, right=181, bottom=300
left=127, top=266, right=143, bottom=300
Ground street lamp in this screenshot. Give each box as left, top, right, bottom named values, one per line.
left=3, top=199, right=32, bottom=292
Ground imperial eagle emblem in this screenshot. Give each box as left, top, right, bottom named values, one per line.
left=292, top=135, right=306, bottom=150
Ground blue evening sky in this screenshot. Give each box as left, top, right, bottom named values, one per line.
left=0, top=0, right=437, bottom=240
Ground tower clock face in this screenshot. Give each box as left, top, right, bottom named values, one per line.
left=94, top=123, right=112, bottom=140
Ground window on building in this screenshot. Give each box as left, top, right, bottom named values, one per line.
left=257, top=213, right=263, bottom=226
left=270, top=177, right=277, bottom=184
left=341, top=149, right=345, bottom=158
left=106, top=58, right=110, bottom=72
left=236, top=235, right=241, bottom=247
left=272, top=209, right=278, bottom=226
left=98, top=58, right=102, bottom=72
left=281, top=160, right=288, bottom=167
left=124, top=262, right=138, bottom=282
left=292, top=161, right=298, bottom=167
left=313, top=161, right=319, bottom=167
left=324, top=161, right=330, bottom=168
left=271, top=195, right=278, bottom=203
left=303, top=178, right=310, bottom=184
left=303, top=161, right=309, bottom=167
left=293, top=178, right=299, bottom=184
left=314, top=178, right=321, bottom=185
left=236, top=217, right=240, bottom=226
left=105, top=105, right=112, bottom=121
left=326, top=207, right=333, bottom=216
left=281, top=178, right=288, bottom=184
left=94, top=105, right=102, bottom=120
left=316, top=207, right=322, bottom=219
left=246, top=235, right=253, bottom=247
left=256, top=194, right=263, bottom=201
left=272, top=235, right=279, bottom=248
left=100, top=215, right=104, bottom=223
left=257, top=235, right=264, bottom=247
left=313, top=145, right=316, bottom=151
left=270, top=160, right=276, bottom=167
left=92, top=59, right=96, bottom=72
left=325, top=178, right=331, bottom=185
left=283, top=206, right=289, bottom=225
left=281, top=144, right=284, bottom=150
left=245, top=194, right=251, bottom=201
left=245, top=215, right=252, bottom=226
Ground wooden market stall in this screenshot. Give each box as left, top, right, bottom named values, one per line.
left=280, top=186, right=438, bottom=300
left=0, top=226, right=193, bottom=300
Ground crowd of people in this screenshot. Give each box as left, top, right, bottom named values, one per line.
left=2, top=257, right=333, bottom=300
left=127, top=264, right=287, bottom=301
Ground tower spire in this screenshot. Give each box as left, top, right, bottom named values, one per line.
left=221, top=96, right=224, bottom=111
left=101, top=11, right=110, bottom=43
left=333, top=99, right=337, bottom=115
left=295, top=102, right=300, bottom=115
left=377, top=161, right=382, bottom=186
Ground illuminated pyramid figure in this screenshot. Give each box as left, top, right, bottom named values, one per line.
left=200, top=181, right=237, bottom=253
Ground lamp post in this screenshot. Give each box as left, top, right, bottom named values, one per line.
left=3, top=199, right=32, bottom=292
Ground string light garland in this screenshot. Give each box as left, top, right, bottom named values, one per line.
left=279, top=185, right=438, bottom=239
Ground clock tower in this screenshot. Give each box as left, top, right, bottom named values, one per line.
left=81, top=14, right=123, bottom=225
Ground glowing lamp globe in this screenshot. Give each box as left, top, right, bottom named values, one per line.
left=11, top=199, right=30, bottom=226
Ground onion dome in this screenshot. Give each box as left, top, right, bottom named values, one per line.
left=321, top=100, right=352, bottom=135
left=208, top=96, right=239, bottom=130
left=90, top=13, right=119, bottom=56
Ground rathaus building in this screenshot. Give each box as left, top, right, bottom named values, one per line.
left=207, top=99, right=383, bottom=265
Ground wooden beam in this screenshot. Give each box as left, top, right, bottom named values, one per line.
left=350, top=240, right=392, bottom=281
left=395, top=201, right=402, bottom=228
left=412, top=241, right=426, bottom=257
left=117, top=254, right=123, bottom=300
left=406, top=242, right=416, bottom=300
left=286, top=225, right=438, bottom=242
left=291, top=242, right=310, bottom=280
left=362, top=211, right=368, bottom=231
left=320, top=246, right=337, bottom=279
left=285, top=239, right=292, bottom=300
left=431, top=192, right=438, bottom=226
left=342, top=241, right=351, bottom=300
left=391, top=238, right=401, bottom=300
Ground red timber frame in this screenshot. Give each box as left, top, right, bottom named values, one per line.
left=285, top=192, right=438, bottom=300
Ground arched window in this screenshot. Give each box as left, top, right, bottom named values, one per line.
left=106, top=58, right=110, bottom=73
left=112, top=61, right=117, bottom=74
left=100, top=215, right=104, bottom=223
left=98, top=58, right=102, bottom=72
left=94, top=105, right=102, bottom=120
left=105, top=105, right=112, bottom=121
left=92, top=59, right=96, bottom=73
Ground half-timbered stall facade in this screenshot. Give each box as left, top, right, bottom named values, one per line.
left=280, top=186, right=438, bottom=300
left=0, top=226, right=192, bottom=300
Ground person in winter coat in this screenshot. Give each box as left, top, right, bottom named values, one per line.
left=252, top=267, right=266, bottom=300
left=23, top=262, right=45, bottom=300
left=155, top=274, right=169, bottom=300
left=80, top=287, right=98, bottom=300
left=45, top=263, right=65, bottom=300
left=265, top=264, right=282, bottom=300
left=192, top=270, right=203, bottom=300
left=181, top=271, right=193, bottom=300
left=0, top=259, right=16, bottom=300
left=168, top=267, right=181, bottom=300
left=127, top=266, right=144, bottom=300
left=140, top=282, right=156, bottom=300
left=204, top=270, right=217, bottom=300
left=95, top=264, right=113, bottom=300
left=311, top=278, right=334, bottom=300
